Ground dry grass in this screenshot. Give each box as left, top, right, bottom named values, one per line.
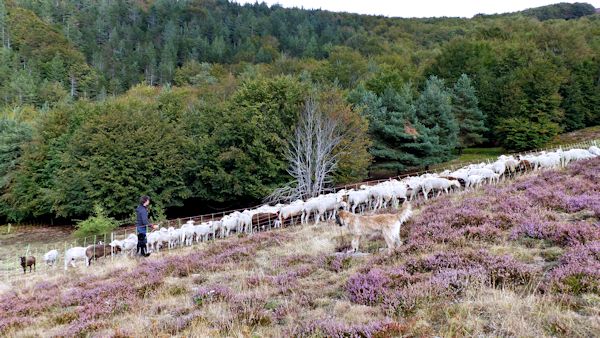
left=2, top=161, right=600, bottom=337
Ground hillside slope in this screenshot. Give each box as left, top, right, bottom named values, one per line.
left=1, top=157, right=598, bottom=337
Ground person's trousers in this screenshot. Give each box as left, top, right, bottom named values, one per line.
left=137, top=233, right=147, bottom=255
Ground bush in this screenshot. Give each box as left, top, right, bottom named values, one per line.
left=73, top=204, right=119, bottom=239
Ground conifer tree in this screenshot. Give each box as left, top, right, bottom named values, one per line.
left=416, top=76, right=458, bottom=161
left=451, top=74, right=487, bottom=150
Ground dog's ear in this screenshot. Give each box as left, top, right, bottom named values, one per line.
left=335, top=213, right=343, bottom=227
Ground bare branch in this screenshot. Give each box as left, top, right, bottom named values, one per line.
left=266, top=96, right=344, bottom=204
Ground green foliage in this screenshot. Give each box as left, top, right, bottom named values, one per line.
left=451, top=74, right=487, bottom=148
left=350, top=83, right=438, bottom=171
left=496, top=117, right=561, bottom=151
left=1, top=0, right=600, bottom=223
left=53, top=89, right=192, bottom=218
left=0, top=118, right=32, bottom=221
left=73, top=204, right=118, bottom=239
left=416, top=76, right=459, bottom=162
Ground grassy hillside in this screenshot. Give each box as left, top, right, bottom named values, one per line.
left=1, top=157, right=598, bottom=337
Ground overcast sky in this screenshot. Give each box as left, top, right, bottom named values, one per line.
left=234, top=1, right=600, bottom=18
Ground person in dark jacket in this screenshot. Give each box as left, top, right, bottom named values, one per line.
left=136, top=195, right=157, bottom=257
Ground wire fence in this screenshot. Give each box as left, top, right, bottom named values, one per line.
left=1, top=139, right=598, bottom=284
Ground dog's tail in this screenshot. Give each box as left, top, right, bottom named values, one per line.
left=398, top=202, right=412, bottom=224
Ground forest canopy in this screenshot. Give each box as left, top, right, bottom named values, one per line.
left=0, top=0, right=598, bottom=223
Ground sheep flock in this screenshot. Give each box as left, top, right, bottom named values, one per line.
left=9, top=143, right=600, bottom=276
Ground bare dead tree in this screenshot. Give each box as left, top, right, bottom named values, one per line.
left=267, top=96, right=343, bottom=204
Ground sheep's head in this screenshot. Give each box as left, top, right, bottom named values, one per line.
left=20, top=257, right=25, bottom=265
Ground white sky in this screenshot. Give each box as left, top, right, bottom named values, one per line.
left=234, top=1, right=600, bottom=18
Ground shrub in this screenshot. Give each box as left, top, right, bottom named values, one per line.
left=73, top=204, right=119, bottom=239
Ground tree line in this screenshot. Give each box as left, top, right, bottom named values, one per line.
left=0, top=0, right=599, bottom=223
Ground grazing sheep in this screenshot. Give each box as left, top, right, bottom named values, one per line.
left=64, top=247, right=88, bottom=270
left=20, top=256, right=36, bottom=274
left=220, top=215, right=239, bottom=238
left=421, top=177, right=461, bottom=200
left=466, top=175, right=484, bottom=189
left=194, top=221, right=217, bottom=242
left=43, top=249, right=59, bottom=267
left=147, top=227, right=169, bottom=253
left=180, top=221, right=196, bottom=246
left=278, top=199, right=305, bottom=226
left=347, top=189, right=370, bottom=213
left=86, top=244, right=120, bottom=266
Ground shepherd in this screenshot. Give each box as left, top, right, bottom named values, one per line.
left=136, top=195, right=158, bottom=257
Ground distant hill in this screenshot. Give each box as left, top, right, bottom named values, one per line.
left=475, top=2, right=597, bottom=20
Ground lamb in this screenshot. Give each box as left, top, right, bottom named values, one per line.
left=20, top=256, right=36, bottom=274
left=64, top=247, right=87, bottom=270
left=43, top=249, right=59, bottom=267
left=86, top=244, right=120, bottom=266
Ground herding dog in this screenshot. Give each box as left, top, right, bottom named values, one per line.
left=335, top=202, right=412, bottom=254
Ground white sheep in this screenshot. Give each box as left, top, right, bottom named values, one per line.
left=64, top=247, right=87, bottom=271
left=180, top=221, right=196, bottom=246
left=109, top=233, right=138, bottom=255
left=43, top=249, right=59, bottom=267
left=421, top=177, right=461, bottom=200
left=147, top=228, right=169, bottom=253
left=238, top=210, right=254, bottom=234
left=347, top=189, right=370, bottom=213
left=167, top=227, right=181, bottom=248
left=220, top=215, right=239, bottom=238
left=278, top=199, right=304, bottom=226
left=466, top=175, right=484, bottom=189
left=193, top=221, right=217, bottom=242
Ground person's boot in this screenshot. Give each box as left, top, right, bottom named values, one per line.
left=141, top=245, right=150, bottom=257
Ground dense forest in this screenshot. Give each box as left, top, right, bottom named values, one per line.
left=0, top=0, right=599, bottom=224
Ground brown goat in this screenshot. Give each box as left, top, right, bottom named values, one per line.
left=20, top=256, right=36, bottom=274
left=85, top=244, right=120, bottom=266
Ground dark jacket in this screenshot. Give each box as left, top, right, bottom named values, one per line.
left=136, top=205, right=150, bottom=234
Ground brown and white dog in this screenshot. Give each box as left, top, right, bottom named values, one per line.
left=335, top=202, right=412, bottom=254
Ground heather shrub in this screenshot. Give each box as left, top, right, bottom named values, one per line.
left=346, top=268, right=390, bottom=306
left=544, top=241, right=600, bottom=295
left=322, top=254, right=353, bottom=272
left=193, top=285, right=233, bottom=306
left=291, top=318, right=394, bottom=338
left=230, top=293, right=272, bottom=327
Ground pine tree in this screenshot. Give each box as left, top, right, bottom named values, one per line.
left=350, top=84, right=437, bottom=172
left=451, top=74, right=487, bottom=149
left=416, top=76, right=458, bottom=161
